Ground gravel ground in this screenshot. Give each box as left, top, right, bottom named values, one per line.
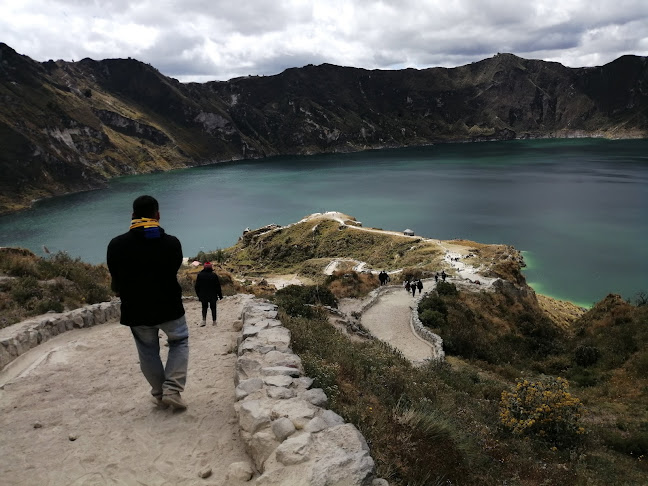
left=0, top=296, right=255, bottom=486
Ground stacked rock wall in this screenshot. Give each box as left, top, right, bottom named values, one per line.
left=235, top=299, right=387, bottom=485
left=411, top=291, right=445, bottom=362
left=0, top=300, right=120, bottom=370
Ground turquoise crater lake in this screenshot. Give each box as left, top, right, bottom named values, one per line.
left=0, top=138, right=646, bottom=307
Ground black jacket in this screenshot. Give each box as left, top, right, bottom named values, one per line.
left=107, top=226, right=185, bottom=326
left=195, top=268, right=223, bottom=301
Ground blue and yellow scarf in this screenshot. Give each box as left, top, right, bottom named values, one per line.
left=130, top=218, right=161, bottom=239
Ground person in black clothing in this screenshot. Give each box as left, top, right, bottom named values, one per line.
left=107, top=195, right=188, bottom=411
left=195, top=261, right=223, bottom=326
left=416, top=279, right=423, bottom=294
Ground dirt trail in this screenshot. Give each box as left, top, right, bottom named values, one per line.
left=0, top=296, right=255, bottom=486
left=361, top=286, right=436, bottom=363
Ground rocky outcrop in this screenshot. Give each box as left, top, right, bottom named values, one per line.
left=94, top=109, right=171, bottom=145
left=235, top=300, right=386, bottom=485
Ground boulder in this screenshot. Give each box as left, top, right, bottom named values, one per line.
left=271, top=417, right=296, bottom=441
left=267, top=386, right=296, bottom=400
left=237, top=400, right=272, bottom=434
left=235, top=377, right=264, bottom=401
left=227, top=461, right=255, bottom=481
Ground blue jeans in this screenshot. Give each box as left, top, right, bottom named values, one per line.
left=130, top=315, right=189, bottom=398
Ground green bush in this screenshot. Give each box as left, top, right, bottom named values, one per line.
left=273, top=284, right=337, bottom=317
left=603, top=431, right=648, bottom=457
left=10, top=276, right=42, bottom=304
left=566, top=366, right=601, bottom=387
left=420, top=309, right=446, bottom=328
left=301, top=352, right=340, bottom=399
left=437, top=281, right=459, bottom=297
left=574, top=345, right=601, bottom=367
left=418, top=294, right=448, bottom=317
left=35, top=299, right=64, bottom=314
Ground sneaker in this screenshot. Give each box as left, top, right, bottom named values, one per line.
left=212, top=320, right=217, bottom=326
left=200, top=320, right=206, bottom=327
left=154, top=397, right=169, bottom=409
left=161, top=392, right=187, bottom=410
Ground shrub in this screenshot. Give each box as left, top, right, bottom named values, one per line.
left=566, top=366, right=601, bottom=387
left=274, top=284, right=337, bottom=317
left=437, top=281, right=459, bottom=297
left=1, top=253, right=39, bottom=278
left=301, top=352, right=340, bottom=400
left=325, top=271, right=377, bottom=299
left=10, top=276, right=42, bottom=304
left=420, top=309, right=446, bottom=328
left=34, top=299, right=64, bottom=314
left=574, top=345, right=601, bottom=367
left=603, top=430, right=648, bottom=457
left=500, top=377, right=585, bottom=446
left=633, top=290, right=648, bottom=307
left=418, top=294, right=448, bottom=317
left=629, top=349, right=648, bottom=378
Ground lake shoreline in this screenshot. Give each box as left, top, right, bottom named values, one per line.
left=3, top=134, right=646, bottom=217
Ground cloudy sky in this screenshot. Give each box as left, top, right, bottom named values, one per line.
left=1, top=0, right=647, bottom=83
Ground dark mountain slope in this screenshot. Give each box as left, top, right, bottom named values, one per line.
left=1, top=43, right=646, bottom=213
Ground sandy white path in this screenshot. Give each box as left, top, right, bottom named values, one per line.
left=361, top=287, right=435, bottom=363
left=0, top=296, right=255, bottom=486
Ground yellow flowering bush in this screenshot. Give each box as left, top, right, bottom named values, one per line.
left=500, top=377, right=585, bottom=445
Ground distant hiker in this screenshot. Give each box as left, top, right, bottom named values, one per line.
left=195, top=261, right=223, bottom=326
left=416, top=279, right=423, bottom=294
left=411, top=281, right=417, bottom=297
left=379, top=270, right=387, bottom=286
left=434, top=273, right=439, bottom=283
left=107, top=195, right=188, bottom=411
left=405, top=280, right=411, bottom=292
left=441, top=270, right=447, bottom=282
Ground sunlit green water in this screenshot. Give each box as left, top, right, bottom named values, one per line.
left=1, top=138, right=646, bottom=307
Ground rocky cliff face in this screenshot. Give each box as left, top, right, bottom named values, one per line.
left=1, top=43, right=647, bottom=213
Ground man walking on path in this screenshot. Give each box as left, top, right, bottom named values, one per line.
left=195, top=261, right=223, bottom=326
left=107, top=195, right=189, bottom=411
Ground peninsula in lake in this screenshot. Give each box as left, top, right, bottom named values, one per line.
left=0, top=42, right=647, bottom=213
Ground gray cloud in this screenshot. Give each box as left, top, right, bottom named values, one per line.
left=1, top=0, right=646, bottom=82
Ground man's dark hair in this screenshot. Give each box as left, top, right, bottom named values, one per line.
left=132, top=195, right=159, bottom=218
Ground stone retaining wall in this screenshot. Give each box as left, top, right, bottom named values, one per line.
left=0, top=300, right=121, bottom=370
left=412, top=291, right=445, bottom=362
left=234, top=299, right=388, bottom=486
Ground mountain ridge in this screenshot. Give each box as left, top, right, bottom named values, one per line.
left=1, top=43, right=647, bottom=213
